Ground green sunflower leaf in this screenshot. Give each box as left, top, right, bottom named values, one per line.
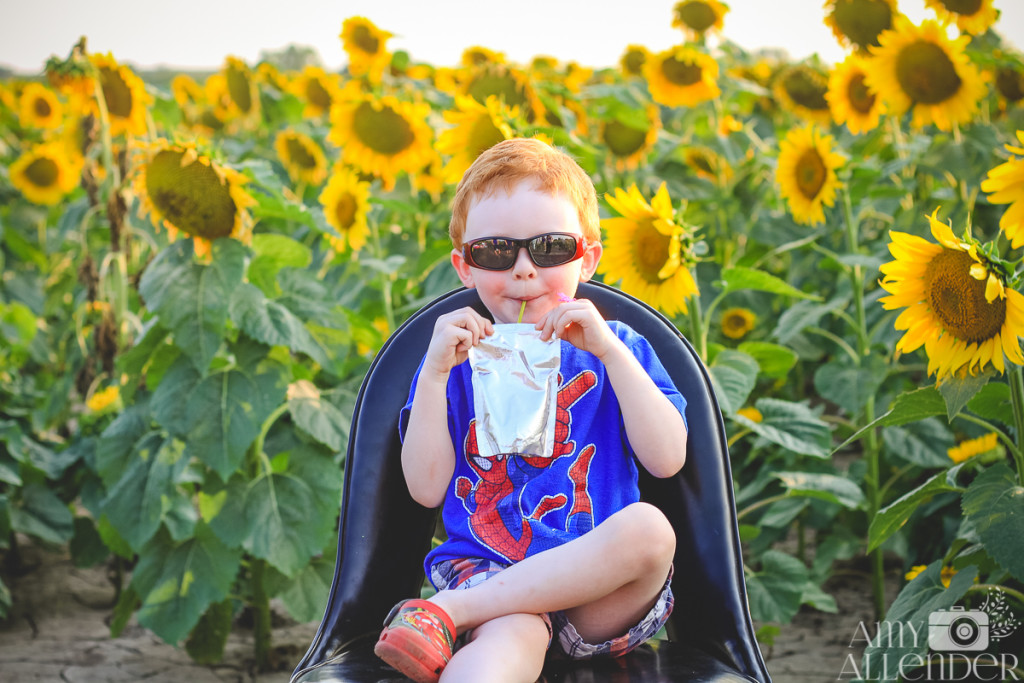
left=731, top=398, right=832, bottom=458
left=139, top=239, right=246, bottom=374
left=867, top=464, right=965, bottom=553
left=208, top=446, right=342, bottom=576
left=229, top=283, right=331, bottom=367
left=962, top=462, right=1024, bottom=583
left=708, top=349, right=759, bottom=414
left=774, top=472, right=866, bottom=509
left=131, top=524, right=242, bottom=645
left=738, top=341, right=798, bottom=379
left=9, top=483, right=73, bottom=545
left=718, top=266, right=822, bottom=300
left=287, top=380, right=349, bottom=452
left=938, top=370, right=992, bottom=420
left=835, top=387, right=946, bottom=453
left=813, top=355, right=889, bottom=417
left=967, top=382, right=1015, bottom=426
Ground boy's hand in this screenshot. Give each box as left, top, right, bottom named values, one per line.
left=536, top=299, right=618, bottom=359
left=424, top=307, right=494, bottom=378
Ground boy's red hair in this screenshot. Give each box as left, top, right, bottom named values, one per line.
left=449, top=138, right=600, bottom=248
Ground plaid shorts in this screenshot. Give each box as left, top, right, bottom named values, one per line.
left=429, top=557, right=674, bottom=660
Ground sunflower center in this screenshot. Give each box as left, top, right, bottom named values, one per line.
left=831, top=0, right=893, bottom=49
left=468, top=114, right=506, bottom=157
left=352, top=101, right=415, bottom=155
left=466, top=69, right=529, bottom=111
left=896, top=40, right=962, bottom=104
left=674, top=2, right=717, bottom=32
left=351, top=24, right=381, bottom=55
left=622, top=49, right=646, bottom=76
left=34, top=96, right=53, bottom=118
left=24, top=157, right=59, bottom=188
left=226, top=64, right=253, bottom=113
left=145, top=150, right=237, bottom=240
left=98, top=66, right=134, bottom=119
left=795, top=149, right=827, bottom=199
left=603, top=120, right=647, bottom=157
left=284, top=137, right=318, bottom=169
left=782, top=68, right=829, bottom=110
left=333, top=192, right=357, bottom=230
left=723, top=311, right=753, bottom=337
left=306, top=77, right=333, bottom=110
left=996, top=67, right=1024, bottom=103
left=661, top=55, right=703, bottom=86
left=938, top=0, right=982, bottom=14
left=925, top=250, right=1006, bottom=343
left=847, top=73, right=877, bottom=113
left=632, top=220, right=674, bottom=283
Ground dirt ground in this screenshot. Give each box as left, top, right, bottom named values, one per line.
left=0, top=543, right=901, bottom=683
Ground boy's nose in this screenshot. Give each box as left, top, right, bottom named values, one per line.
left=511, top=247, right=537, bottom=279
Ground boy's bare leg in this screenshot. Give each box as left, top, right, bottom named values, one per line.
left=429, top=502, right=675, bottom=645
left=439, top=613, right=549, bottom=683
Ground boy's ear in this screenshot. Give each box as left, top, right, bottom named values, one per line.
left=451, top=248, right=477, bottom=288
left=579, top=241, right=603, bottom=282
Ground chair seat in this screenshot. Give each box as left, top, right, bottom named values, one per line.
left=292, top=638, right=759, bottom=683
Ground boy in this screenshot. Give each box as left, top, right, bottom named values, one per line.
left=375, top=138, right=688, bottom=683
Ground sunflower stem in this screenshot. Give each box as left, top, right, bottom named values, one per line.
left=842, top=185, right=887, bottom=619
left=1008, top=364, right=1024, bottom=484
left=687, top=291, right=707, bottom=363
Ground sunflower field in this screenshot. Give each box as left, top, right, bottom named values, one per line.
left=2, top=0, right=1024, bottom=676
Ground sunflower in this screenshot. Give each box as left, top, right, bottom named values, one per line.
left=995, top=65, right=1024, bottom=106
left=721, top=308, right=756, bottom=339
left=865, top=17, right=988, bottom=131
left=776, top=126, right=845, bottom=226
left=410, top=149, right=446, bottom=202
left=341, top=16, right=392, bottom=82
left=824, top=0, right=898, bottom=52
left=461, top=63, right=545, bottom=122
left=133, top=140, right=256, bottom=257
left=981, top=130, right=1024, bottom=249
left=319, top=166, right=371, bottom=254
left=289, top=65, right=343, bottom=119
left=219, top=56, right=261, bottom=123
left=879, top=210, right=1024, bottom=378
left=10, top=141, right=83, bottom=205
left=600, top=105, right=661, bottom=172
left=18, top=82, right=63, bottom=129
left=684, top=146, right=733, bottom=186
left=598, top=183, right=700, bottom=316
left=327, top=93, right=434, bottom=190
left=437, top=95, right=517, bottom=183
left=462, top=46, right=507, bottom=68
left=274, top=130, right=328, bottom=186
left=171, top=74, right=205, bottom=109
left=773, top=65, right=832, bottom=125
left=737, top=406, right=763, bottom=423
left=644, top=46, right=721, bottom=108
left=620, top=45, right=650, bottom=78
left=923, top=0, right=998, bottom=35
left=88, top=53, right=150, bottom=137
left=827, top=54, right=886, bottom=134
left=671, top=0, right=729, bottom=39
left=905, top=565, right=959, bottom=587
left=947, top=432, right=999, bottom=463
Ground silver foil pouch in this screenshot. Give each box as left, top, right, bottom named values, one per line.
left=469, top=323, right=560, bottom=458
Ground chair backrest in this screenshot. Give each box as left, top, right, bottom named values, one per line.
left=292, top=282, right=770, bottom=682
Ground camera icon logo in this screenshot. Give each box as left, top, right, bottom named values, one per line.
left=929, top=606, right=990, bottom=652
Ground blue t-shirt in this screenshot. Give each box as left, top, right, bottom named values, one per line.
left=399, top=321, right=687, bottom=578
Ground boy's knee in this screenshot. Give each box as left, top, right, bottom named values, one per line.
left=615, top=502, right=676, bottom=568
left=471, top=613, right=550, bottom=652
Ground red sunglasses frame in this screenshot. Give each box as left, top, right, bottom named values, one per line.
left=461, top=233, right=586, bottom=271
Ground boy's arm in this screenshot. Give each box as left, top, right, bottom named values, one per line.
left=401, top=306, right=493, bottom=508
left=601, top=341, right=688, bottom=478
left=401, top=370, right=456, bottom=508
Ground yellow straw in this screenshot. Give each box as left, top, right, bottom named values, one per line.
left=518, top=300, right=526, bottom=323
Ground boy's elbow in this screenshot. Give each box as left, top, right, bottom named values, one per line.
left=408, top=483, right=445, bottom=509
left=652, top=429, right=687, bottom=478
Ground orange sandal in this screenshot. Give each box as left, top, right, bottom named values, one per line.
left=374, top=599, right=457, bottom=683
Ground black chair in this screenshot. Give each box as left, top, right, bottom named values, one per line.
left=290, top=282, right=772, bottom=683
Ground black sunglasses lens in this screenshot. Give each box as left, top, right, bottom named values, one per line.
left=470, top=239, right=517, bottom=269
left=530, top=234, right=578, bottom=266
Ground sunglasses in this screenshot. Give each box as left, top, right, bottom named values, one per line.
left=462, top=232, right=586, bottom=271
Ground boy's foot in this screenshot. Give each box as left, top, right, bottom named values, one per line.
left=374, top=599, right=456, bottom=683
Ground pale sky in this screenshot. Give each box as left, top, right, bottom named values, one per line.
left=1, top=0, right=1022, bottom=75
